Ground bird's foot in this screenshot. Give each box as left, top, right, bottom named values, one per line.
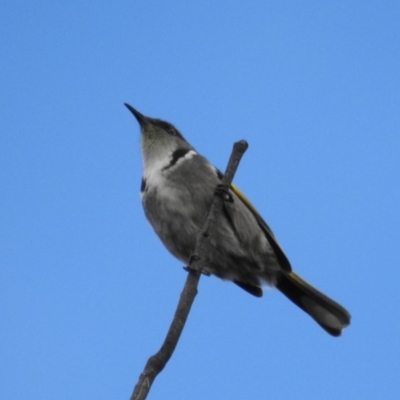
left=214, top=184, right=234, bottom=202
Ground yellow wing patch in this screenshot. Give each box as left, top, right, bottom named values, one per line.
left=230, top=183, right=259, bottom=216
left=230, top=183, right=292, bottom=271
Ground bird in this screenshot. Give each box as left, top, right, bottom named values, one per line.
left=124, top=103, right=351, bottom=336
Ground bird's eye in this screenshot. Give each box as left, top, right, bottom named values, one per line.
left=157, top=120, right=183, bottom=139
left=168, top=128, right=177, bottom=136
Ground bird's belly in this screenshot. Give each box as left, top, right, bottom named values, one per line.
left=142, top=185, right=210, bottom=263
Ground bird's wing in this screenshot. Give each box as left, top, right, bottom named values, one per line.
left=230, top=183, right=292, bottom=272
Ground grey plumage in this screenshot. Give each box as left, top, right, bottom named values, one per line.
left=125, top=103, right=351, bottom=336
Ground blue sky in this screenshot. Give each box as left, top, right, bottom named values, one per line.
left=1, top=1, right=400, bottom=399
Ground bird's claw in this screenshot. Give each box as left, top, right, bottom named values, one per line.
left=214, top=184, right=234, bottom=202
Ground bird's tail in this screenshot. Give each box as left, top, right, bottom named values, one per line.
left=276, top=271, right=351, bottom=336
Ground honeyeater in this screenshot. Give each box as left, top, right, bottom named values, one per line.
left=125, top=104, right=351, bottom=336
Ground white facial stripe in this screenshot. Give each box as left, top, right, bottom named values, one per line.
left=142, top=149, right=198, bottom=195
left=171, top=149, right=197, bottom=168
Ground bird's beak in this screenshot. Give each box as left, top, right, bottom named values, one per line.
left=124, top=103, right=148, bottom=127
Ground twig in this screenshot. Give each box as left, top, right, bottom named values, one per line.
left=130, top=140, right=249, bottom=400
